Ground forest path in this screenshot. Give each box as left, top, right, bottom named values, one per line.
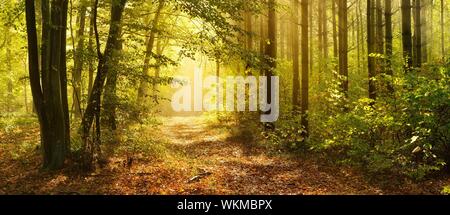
left=155, top=116, right=383, bottom=195
left=0, top=116, right=442, bottom=194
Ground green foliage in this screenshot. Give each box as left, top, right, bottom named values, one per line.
left=313, top=59, right=450, bottom=179
left=442, top=185, right=450, bottom=195
left=262, top=114, right=306, bottom=149
left=9, top=140, right=38, bottom=162
left=114, top=123, right=167, bottom=159
left=0, top=114, right=37, bottom=134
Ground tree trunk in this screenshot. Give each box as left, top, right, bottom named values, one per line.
left=376, top=0, right=384, bottom=73
left=301, top=0, right=309, bottom=136
left=402, top=0, right=413, bottom=69
left=338, top=0, right=348, bottom=95
left=385, top=0, right=394, bottom=92
left=6, top=33, right=13, bottom=113
left=25, top=0, right=70, bottom=170
left=265, top=0, right=277, bottom=127
left=81, top=0, right=127, bottom=169
left=292, top=0, right=300, bottom=109
left=332, top=0, right=338, bottom=60
left=368, top=0, right=376, bottom=100
left=356, top=2, right=362, bottom=73
left=137, top=0, right=165, bottom=103
left=246, top=10, right=253, bottom=51
left=413, top=0, right=422, bottom=67
left=441, top=0, right=445, bottom=57
left=102, top=26, right=123, bottom=131
left=318, top=0, right=324, bottom=74
left=322, top=1, right=328, bottom=62
left=280, top=16, right=285, bottom=59
left=421, top=0, right=428, bottom=62
left=73, top=4, right=87, bottom=118
left=87, top=2, right=95, bottom=98
left=308, top=1, right=313, bottom=76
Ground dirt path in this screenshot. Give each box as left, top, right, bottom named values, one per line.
left=158, top=116, right=382, bottom=194
left=0, top=116, right=446, bottom=194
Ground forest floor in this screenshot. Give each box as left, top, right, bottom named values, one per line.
left=0, top=116, right=449, bottom=194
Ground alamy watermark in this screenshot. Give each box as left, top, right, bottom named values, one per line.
left=171, top=68, right=279, bottom=122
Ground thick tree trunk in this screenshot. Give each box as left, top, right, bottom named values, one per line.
left=25, top=0, right=70, bottom=170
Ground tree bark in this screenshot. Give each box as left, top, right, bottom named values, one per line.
left=402, top=0, right=413, bottom=69
left=81, top=0, right=127, bottom=169
left=137, top=0, right=165, bottom=103
left=385, top=0, right=394, bottom=92
left=338, top=0, right=348, bottom=95
left=73, top=4, right=87, bottom=118
left=292, top=0, right=300, bottom=109
left=413, top=0, right=422, bottom=67
left=441, top=0, right=445, bottom=57
left=25, top=0, right=70, bottom=170
left=301, top=0, right=309, bottom=136
left=368, top=0, right=376, bottom=100
left=332, top=0, right=338, bottom=60
left=265, top=0, right=277, bottom=128
left=102, top=26, right=123, bottom=131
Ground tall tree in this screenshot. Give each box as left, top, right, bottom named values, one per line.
left=301, top=0, right=309, bottom=136
left=73, top=2, right=87, bottom=118
left=102, top=26, right=123, bottom=131
left=338, top=0, right=348, bottom=94
left=265, top=0, right=276, bottom=127
left=81, top=0, right=127, bottom=169
left=25, top=0, right=70, bottom=170
left=137, top=0, right=165, bottom=103
left=413, top=0, right=422, bottom=67
left=368, top=0, right=376, bottom=99
left=292, top=0, right=300, bottom=109
left=402, top=0, right=413, bottom=69
left=376, top=0, right=384, bottom=70
left=5, top=27, right=13, bottom=112
left=318, top=0, right=324, bottom=74
left=385, top=0, right=394, bottom=92
left=332, top=0, right=338, bottom=60
left=87, top=1, right=96, bottom=98
left=441, top=0, right=445, bottom=57
left=322, top=1, right=328, bottom=62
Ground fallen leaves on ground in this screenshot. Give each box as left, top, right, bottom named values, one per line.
left=0, top=116, right=448, bottom=195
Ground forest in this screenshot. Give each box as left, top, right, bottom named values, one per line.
left=0, top=0, right=449, bottom=195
